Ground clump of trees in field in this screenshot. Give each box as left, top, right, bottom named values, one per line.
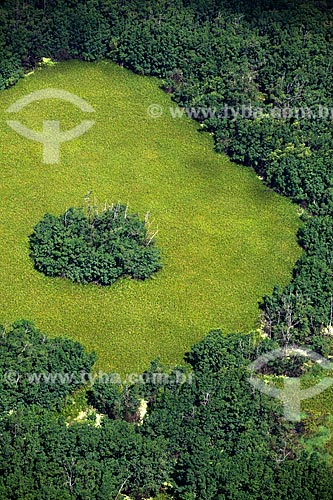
left=2, top=0, right=333, bottom=347
left=30, top=198, right=161, bottom=285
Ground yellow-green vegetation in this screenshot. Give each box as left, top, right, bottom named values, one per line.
left=0, top=60, right=301, bottom=372
left=303, top=383, right=333, bottom=457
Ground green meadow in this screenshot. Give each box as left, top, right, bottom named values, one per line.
left=0, top=60, right=301, bottom=373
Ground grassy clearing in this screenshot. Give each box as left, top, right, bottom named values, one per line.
left=302, top=383, right=333, bottom=456
left=0, top=60, right=301, bottom=373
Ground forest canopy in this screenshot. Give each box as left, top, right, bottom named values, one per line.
left=0, top=321, right=332, bottom=499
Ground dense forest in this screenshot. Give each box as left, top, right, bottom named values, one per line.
left=0, top=321, right=332, bottom=499
left=1, top=0, right=333, bottom=498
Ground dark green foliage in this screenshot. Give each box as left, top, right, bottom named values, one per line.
left=0, top=407, right=170, bottom=500
left=88, top=378, right=122, bottom=418
left=29, top=203, right=162, bottom=285
left=0, top=321, right=170, bottom=499
left=261, top=215, right=333, bottom=348
left=68, top=1, right=110, bottom=61
left=0, top=320, right=96, bottom=412
left=0, top=0, right=109, bottom=81
left=1, top=325, right=332, bottom=499
left=0, top=56, right=23, bottom=91
left=139, top=331, right=333, bottom=499
left=88, top=379, right=141, bottom=422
